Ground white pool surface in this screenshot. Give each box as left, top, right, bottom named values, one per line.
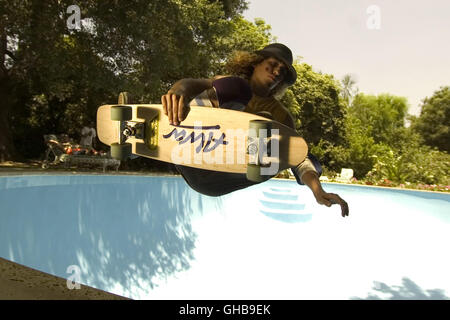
left=0, top=175, right=449, bottom=300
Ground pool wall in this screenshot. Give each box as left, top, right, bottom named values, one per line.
left=1, top=175, right=449, bottom=299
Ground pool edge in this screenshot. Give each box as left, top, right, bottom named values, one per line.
left=0, top=257, right=130, bottom=300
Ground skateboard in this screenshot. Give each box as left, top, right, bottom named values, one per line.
left=96, top=92, right=308, bottom=182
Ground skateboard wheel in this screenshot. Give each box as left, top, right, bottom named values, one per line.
left=111, top=143, right=132, bottom=161
left=248, top=119, right=272, bottom=162
left=247, top=163, right=269, bottom=182
left=111, top=106, right=132, bottom=121
left=249, top=120, right=271, bottom=136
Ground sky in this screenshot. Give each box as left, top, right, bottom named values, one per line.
left=243, top=0, right=450, bottom=116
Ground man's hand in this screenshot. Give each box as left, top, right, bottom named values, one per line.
left=300, top=171, right=349, bottom=218
left=161, top=78, right=213, bottom=126
left=161, top=92, right=190, bottom=126
left=313, top=190, right=349, bottom=218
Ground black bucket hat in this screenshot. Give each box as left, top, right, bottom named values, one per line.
left=255, top=43, right=297, bottom=85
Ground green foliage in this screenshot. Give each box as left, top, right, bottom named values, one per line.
left=368, top=149, right=411, bottom=183
left=227, top=17, right=275, bottom=51
left=367, top=145, right=450, bottom=186
left=410, top=86, right=450, bottom=152
left=313, top=115, right=390, bottom=179
left=340, top=74, right=358, bottom=106
left=335, top=108, right=450, bottom=186
left=2, top=0, right=448, bottom=189
left=212, top=0, right=248, bottom=18
left=349, top=93, right=409, bottom=145
left=1, top=0, right=255, bottom=159
left=310, top=90, right=449, bottom=186
left=282, top=63, right=347, bottom=170
left=388, top=129, right=449, bottom=185
left=209, top=17, right=275, bottom=75
left=87, top=0, right=237, bottom=100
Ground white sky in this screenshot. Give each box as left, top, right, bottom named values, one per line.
left=243, top=0, right=450, bottom=116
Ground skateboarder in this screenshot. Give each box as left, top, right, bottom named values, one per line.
left=162, top=43, right=349, bottom=217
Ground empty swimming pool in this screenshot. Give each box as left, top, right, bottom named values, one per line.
left=0, top=174, right=449, bottom=299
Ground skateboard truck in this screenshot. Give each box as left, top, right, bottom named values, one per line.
left=246, top=120, right=273, bottom=182
left=119, top=122, right=145, bottom=144
left=247, top=136, right=272, bottom=166
left=110, top=105, right=141, bottom=160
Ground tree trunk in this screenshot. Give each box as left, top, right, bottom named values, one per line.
left=0, top=78, right=19, bottom=162
left=0, top=24, right=19, bottom=162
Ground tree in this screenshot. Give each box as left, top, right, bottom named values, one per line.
left=339, top=92, right=449, bottom=183
left=340, top=74, right=358, bottom=106
left=367, top=129, right=450, bottom=185
left=0, top=0, right=33, bottom=160
left=410, top=86, right=449, bottom=152
left=323, top=114, right=390, bottom=178
left=349, top=93, right=409, bottom=146
left=208, top=17, right=276, bottom=76
left=213, top=0, right=248, bottom=18
left=2, top=0, right=123, bottom=158
left=1, top=0, right=251, bottom=160
left=282, top=63, right=347, bottom=169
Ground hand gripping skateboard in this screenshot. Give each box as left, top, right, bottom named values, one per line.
left=97, top=92, right=308, bottom=182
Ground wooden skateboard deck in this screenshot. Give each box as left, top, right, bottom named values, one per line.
left=97, top=102, right=308, bottom=178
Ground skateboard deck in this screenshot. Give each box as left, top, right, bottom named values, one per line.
left=97, top=95, right=308, bottom=181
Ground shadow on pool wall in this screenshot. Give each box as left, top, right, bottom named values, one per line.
left=352, top=277, right=449, bottom=300
left=0, top=176, right=224, bottom=297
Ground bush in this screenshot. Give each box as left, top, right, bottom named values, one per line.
left=367, top=146, right=449, bottom=185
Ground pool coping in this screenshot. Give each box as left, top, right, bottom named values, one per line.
left=0, top=258, right=130, bottom=300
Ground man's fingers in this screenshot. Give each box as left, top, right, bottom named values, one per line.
left=161, top=93, right=189, bottom=125
left=163, top=94, right=174, bottom=123
left=178, top=95, right=185, bottom=121
left=171, top=94, right=179, bottom=125
left=161, top=95, right=168, bottom=116
left=325, top=195, right=349, bottom=217
left=331, top=197, right=349, bottom=217
left=341, top=200, right=349, bottom=217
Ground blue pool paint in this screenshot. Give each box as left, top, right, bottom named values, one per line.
left=0, top=175, right=449, bottom=300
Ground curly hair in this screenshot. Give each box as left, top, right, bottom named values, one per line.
left=223, top=50, right=290, bottom=99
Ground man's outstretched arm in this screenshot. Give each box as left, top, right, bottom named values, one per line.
left=300, top=170, right=349, bottom=218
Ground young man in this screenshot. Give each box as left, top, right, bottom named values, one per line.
left=161, top=43, right=349, bottom=217
left=80, top=122, right=97, bottom=150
